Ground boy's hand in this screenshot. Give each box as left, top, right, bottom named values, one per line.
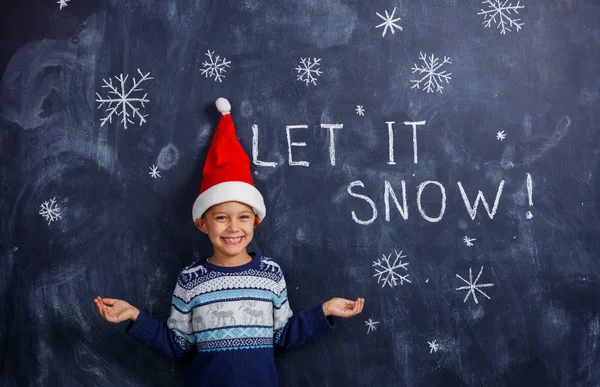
left=322, top=297, right=364, bottom=318
left=94, top=296, right=140, bottom=323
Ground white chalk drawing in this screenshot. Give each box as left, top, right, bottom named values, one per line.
left=347, top=179, right=509, bottom=225
left=356, top=105, right=365, bottom=116
left=386, top=121, right=426, bottom=165
left=39, top=197, right=61, bottom=225
left=416, top=180, right=447, bottom=223
left=457, top=180, right=505, bottom=220
left=375, top=7, right=403, bottom=37
left=365, top=319, right=380, bottom=334
left=478, top=0, right=525, bottom=35
left=386, top=122, right=396, bottom=164
left=200, top=50, right=231, bottom=83
left=149, top=165, right=161, bottom=179
left=496, top=130, right=507, bottom=141
left=373, top=250, right=411, bottom=288
left=526, top=172, right=533, bottom=219
left=411, top=52, right=452, bottom=94
left=347, top=181, right=378, bottom=225
left=385, top=180, right=408, bottom=221
left=286, top=125, right=310, bottom=166
left=295, top=58, right=322, bottom=86
left=58, top=0, right=70, bottom=9
left=456, top=266, right=494, bottom=304
left=286, top=123, right=342, bottom=167
left=463, top=236, right=476, bottom=247
left=428, top=340, right=440, bottom=353
left=95, top=69, right=153, bottom=129
left=252, top=125, right=277, bottom=167
left=322, top=124, right=343, bottom=166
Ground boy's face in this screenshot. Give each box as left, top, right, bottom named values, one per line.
left=194, top=201, right=258, bottom=260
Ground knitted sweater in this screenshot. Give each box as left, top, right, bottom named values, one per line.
left=126, top=252, right=334, bottom=386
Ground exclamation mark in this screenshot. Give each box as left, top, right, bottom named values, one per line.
left=526, top=173, right=533, bottom=219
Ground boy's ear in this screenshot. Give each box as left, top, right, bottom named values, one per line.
left=254, top=217, right=260, bottom=227
left=195, top=218, right=208, bottom=234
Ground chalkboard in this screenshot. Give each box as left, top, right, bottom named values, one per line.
left=1, top=1, right=600, bottom=386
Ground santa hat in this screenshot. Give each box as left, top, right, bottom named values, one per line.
left=192, top=98, right=266, bottom=223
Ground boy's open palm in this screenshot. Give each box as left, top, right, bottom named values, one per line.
left=94, top=296, right=139, bottom=323
left=323, top=297, right=365, bottom=318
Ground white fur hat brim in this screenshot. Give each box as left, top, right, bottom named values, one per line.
left=192, top=181, right=266, bottom=222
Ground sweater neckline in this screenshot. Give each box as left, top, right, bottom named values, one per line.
left=202, top=251, right=261, bottom=273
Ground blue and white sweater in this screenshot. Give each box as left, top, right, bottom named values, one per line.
left=126, top=252, right=334, bottom=386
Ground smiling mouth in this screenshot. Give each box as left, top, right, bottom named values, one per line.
left=222, top=237, right=243, bottom=245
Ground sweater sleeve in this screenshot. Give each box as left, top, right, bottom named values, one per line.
left=125, top=271, right=196, bottom=359
left=272, top=271, right=335, bottom=351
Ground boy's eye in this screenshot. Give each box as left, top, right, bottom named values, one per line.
left=240, top=215, right=250, bottom=220
left=215, top=216, right=227, bottom=220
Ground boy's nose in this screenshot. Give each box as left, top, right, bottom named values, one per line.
left=228, top=220, right=240, bottom=231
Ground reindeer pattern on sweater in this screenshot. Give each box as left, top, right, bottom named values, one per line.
left=166, top=255, right=293, bottom=352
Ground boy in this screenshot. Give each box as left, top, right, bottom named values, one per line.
left=94, top=98, right=364, bottom=386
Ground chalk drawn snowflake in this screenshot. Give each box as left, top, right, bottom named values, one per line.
left=428, top=340, right=440, bottom=353
left=365, top=319, right=379, bottom=334
left=496, top=130, right=507, bottom=141
left=463, top=236, right=476, bottom=247
left=375, top=7, right=403, bottom=37
left=149, top=165, right=161, bottom=179
left=456, top=266, right=494, bottom=304
left=295, top=58, right=322, bottom=86
left=58, top=0, right=70, bottom=9
left=411, top=52, right=452, bottom=94
left=373, top=250, right=411, bottom=288
left=356, top=105, right=365, bottom=116
left=200, top=50, right=231, bottom=83
left=39, top=197, right=62, bottom=225
left=478, top=0, right=525, bottom=35
left=95, top=69, right=153, bottom=129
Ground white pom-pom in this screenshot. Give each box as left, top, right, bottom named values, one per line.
left=215, top=98, right=231, bottom=115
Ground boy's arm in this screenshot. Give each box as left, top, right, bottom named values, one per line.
left=273, top=273, right=334, bottom=351
left=125, top=273, right=196, bottom=359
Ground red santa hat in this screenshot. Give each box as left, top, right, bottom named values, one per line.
left=192, top=98, right=266, bottom=224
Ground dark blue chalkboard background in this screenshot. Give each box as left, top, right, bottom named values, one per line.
left=1, top=0, right=600, bottom=386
